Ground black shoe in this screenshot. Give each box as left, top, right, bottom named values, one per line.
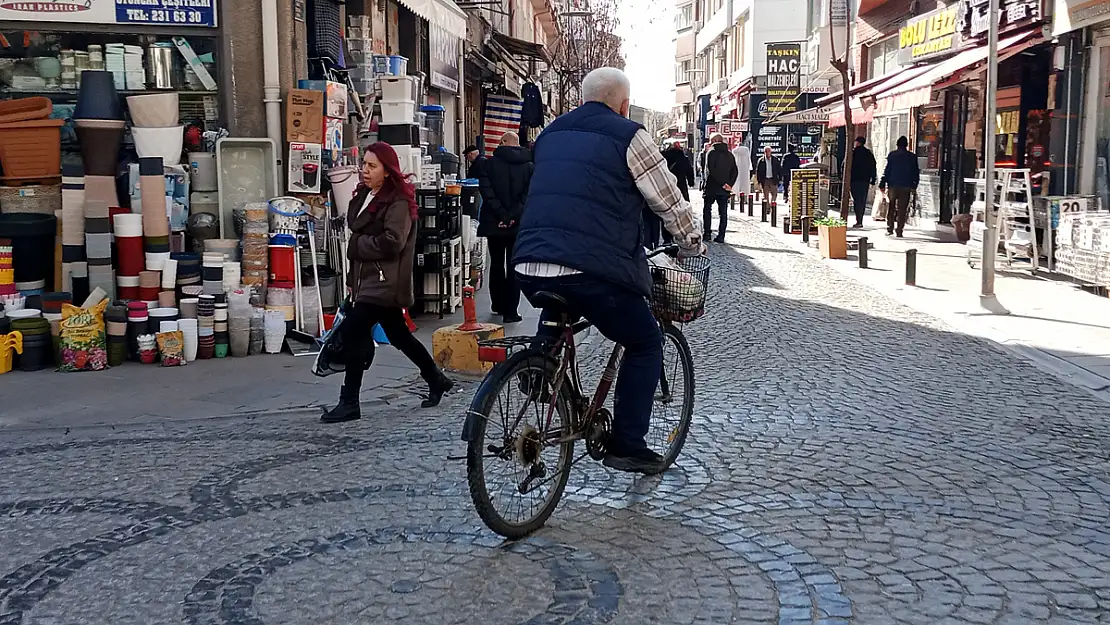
left=602, top=447, right=666, bottom=475
left=422, top=372, right=454, bottom=408
left=502, top=313, right=523, bottom=324
left=714, top=236, right=725, bottom=244
left=896, top=231, right=904, bottom=238
left=887, top=230, right=894, bottom=236
left=703, top=231, right=713, bottom=240
left=854, top=222, right=864, bottom=228
left=321, top=400, right=361, bottom=423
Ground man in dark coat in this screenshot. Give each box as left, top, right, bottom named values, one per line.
left=703, top=134, right=738, bottom=243
left=849, top=136, right=877, bottom=228
left=878, top=135, right=919, bottom=238
left=662, top=141, right=695, bottom=201
left=781, top=144, right=801, bottom=202
left=479, top=132, right=533, bottom=323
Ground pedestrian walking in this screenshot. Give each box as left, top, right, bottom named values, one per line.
left=702, top=133, right=738, bottom=243
left=849, top=137, right=877, bottom=228
left=479, top=131, right=533, bottom=324
left=781, top=144, right=801, bottom=202
left=754, top=146, right=782, bottom=205
left=878, top=136, right=919, bottom=238
left=663, top=141, right=695, bottom=202
left=322, top=142, right=454, bottom=424
left=731, top=137, right=752, bottom=208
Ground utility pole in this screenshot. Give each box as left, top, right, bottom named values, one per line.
left=979, top=0, right=1009, bottom=314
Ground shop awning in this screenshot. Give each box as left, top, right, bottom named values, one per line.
left=871, top=30, right=1040, bottom=114
left=395, top=0, right=467, bottom=39
left=491, top=32, right=550, bottom=62
left=828, top=100, right=875, bottom=128
left=815, top=65, right=933, bottom=107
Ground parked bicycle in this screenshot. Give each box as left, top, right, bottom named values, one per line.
left=461, top=245, right=711, bottom=538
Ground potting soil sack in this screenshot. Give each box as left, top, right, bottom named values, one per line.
left=58, top=299, right=109, bottom=372
left=157, top=331, right=186, bottom=366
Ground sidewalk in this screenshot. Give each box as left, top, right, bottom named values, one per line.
left=0, top=286, right=550, bottom=430
left=724, top=192, right=1110, bottom=398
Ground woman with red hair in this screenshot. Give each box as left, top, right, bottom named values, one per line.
left=322, top=142, right=454, bottom=423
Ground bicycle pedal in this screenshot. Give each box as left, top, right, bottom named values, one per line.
left=446, top=454, right=467, bottom=461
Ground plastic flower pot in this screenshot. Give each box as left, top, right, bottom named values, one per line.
left=0, top=214, right=57, bottom=287
left=75, top=119, right=126, bottom=177
left=0, top=119, right=64, bottom=183
left=818, top=224, right=848, bottom=260
left=74, top=71, right=124, bottom=121
left=0, top=97, right=53, bottom=124
left=126, top=93, right=179, bottom=127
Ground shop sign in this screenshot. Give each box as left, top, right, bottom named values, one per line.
left=898, top=5, right=961, bottom=64
left=752, top=121, right=787, bottom=158
left=429, top=24, right=460, bottom=93
left=0, top=0, right=218, bottom=26
left=766, top=42, right=802, bottom=114
left=959, top=0, right=1041, bottom=39
left=790, top=168, right=823, bottom=232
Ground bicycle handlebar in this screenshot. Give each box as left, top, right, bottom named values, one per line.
left=646, top=244, right=681, bottom=259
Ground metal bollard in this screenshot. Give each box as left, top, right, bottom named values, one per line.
left=761, top=200, right=768, bottom=222
left=905, top=249, right=917, bottom=286
left=747, top=194, right=754, bottom=217
left=801, top=216, right=810, bottom=243
left=783, top=213, right=791, bottom=233
left=858, top=236, right=869, bottom=269
left=770, top=202, right=777, bottom=227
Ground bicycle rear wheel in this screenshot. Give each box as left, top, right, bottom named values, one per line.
left=466, top=350, right=575, bottom=539
left=647, top=323, right=695, bottom=469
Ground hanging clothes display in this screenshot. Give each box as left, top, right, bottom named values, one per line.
left=520, top=82, right=544, bottom=129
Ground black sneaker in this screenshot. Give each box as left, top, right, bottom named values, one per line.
left=502, top=313, right=523, bottom=324
left=714, top=235, right=725, bottom=244
left=603, top=447, right=666, bottom=474
left=321, top=400, right=361, bottom=423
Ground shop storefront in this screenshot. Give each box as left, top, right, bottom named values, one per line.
left=0, top=1, right=223, bottom=146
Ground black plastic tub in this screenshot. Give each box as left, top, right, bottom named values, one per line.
left=0, top=213, right=57, bottom=289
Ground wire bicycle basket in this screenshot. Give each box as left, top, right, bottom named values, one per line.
left=649, top=255, right=710, bottom=323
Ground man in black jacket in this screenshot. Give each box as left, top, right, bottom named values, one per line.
left=703, top=134, right=738, bottom=243
left=849, top=136, right=877, bottom=228
left=479, top=132, right=533, bottom=323
left=878, top=136, right=919, bottom=238
left=781, top=144, right=801, bottom=202
left=662, top=141, right=695, bottom=201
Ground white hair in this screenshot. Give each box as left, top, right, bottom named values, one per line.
left=581, top=67, right=631, bottom=111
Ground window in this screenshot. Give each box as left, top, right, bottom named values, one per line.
left=867, top=36, right=899, bottom=81
left=675, top=60, right=692, bottom=84
left=675, top=4, right=694, bottom=30
left=731, top=17, right=746, bottom=73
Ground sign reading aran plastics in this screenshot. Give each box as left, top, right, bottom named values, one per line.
left=0, top=0, right=218, bottom=27
left=898, top=5, right=961, bottom=64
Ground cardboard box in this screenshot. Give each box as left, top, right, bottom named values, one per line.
left=287, top=89, right=325, bottom=144
left=288, top=142, right=323, bottom=194
left=297, top=79, right=348, bottom=118
left=324, top=117, right=343, bottom=165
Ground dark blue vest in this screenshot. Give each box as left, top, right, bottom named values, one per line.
left=512, top=102, right=652, bottom=297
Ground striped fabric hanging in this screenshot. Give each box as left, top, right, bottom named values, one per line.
left=482, top=95, right=523, bottom=156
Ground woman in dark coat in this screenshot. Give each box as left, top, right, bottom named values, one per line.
left=321, top=142, right=453, bottom=423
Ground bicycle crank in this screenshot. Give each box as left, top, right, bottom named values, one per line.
left=585, top=407, right=613, bottom=461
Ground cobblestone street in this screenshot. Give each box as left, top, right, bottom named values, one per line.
left=3, top=215, right=1110, bottom=625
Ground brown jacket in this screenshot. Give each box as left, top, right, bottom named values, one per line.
left=345, top=185, right=417, bottom=308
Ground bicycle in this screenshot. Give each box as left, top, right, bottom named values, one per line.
left=460, top=245, right=711, bottom=538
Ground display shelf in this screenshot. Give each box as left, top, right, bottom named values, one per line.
left=0, top=88, right=217, bottom=98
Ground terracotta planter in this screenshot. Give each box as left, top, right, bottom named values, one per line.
left=818, top=224, right=848, bottom=259
left=0, top=119, right=64, bottom=183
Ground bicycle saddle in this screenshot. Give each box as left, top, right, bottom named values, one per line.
left=528, top=291, right=570, bottom=312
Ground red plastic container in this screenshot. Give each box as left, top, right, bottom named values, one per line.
left=268, top=245, right=296, bottom=282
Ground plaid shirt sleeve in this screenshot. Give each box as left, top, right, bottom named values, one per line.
left=627, top=129, right=703, bottom=250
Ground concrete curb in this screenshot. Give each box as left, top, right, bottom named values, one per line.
left=732, top=212, right=1110, bottom=404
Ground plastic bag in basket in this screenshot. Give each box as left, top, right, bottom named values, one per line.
left=648, top=254, right=706, bottom=321
left=311, top=301, right=374, bottom=377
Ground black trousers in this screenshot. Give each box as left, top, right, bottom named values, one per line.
left=341, top=302, right=438, bottom=401
left=702, top=193, right=728, bottom=238
left=487, top=235, right=520, bottom=316
left=850, top=180, right=871, bottom=225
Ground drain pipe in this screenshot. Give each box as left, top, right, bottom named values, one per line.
left=261, top=0, right=283, bottom=171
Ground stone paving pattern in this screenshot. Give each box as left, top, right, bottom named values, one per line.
left=3, top=216, right=1110, bottom=624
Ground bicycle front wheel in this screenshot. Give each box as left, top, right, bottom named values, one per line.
left=466, top=350, right=575, bottom=539
left=648, top=323, right=695, bottom=469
